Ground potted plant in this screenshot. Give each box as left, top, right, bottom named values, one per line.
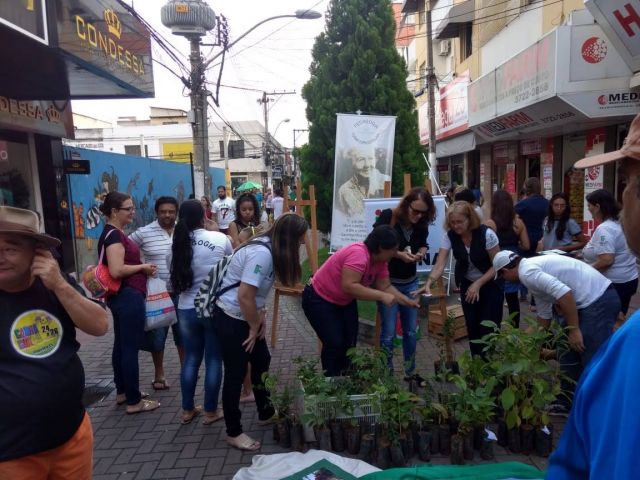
left=378, top=381, right=419, bottom=467
left=261, top=372, right=295, bottom=449
left=434, top=309, right=460, bottom=375
left=302, top=392, right=332, bottom=451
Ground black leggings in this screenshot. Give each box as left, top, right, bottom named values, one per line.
left=460, top=279, right=504, bottom=356
left=613, top=278, right=639, bottom=315
left=505, top=291, right=521, bottom=328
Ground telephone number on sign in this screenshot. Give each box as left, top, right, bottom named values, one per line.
left=514, top=83, right=550, bottom=103
left=540, top=111, right=575, bottom=124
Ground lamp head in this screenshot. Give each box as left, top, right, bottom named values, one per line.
left=295, top=9, right=322, bottom=20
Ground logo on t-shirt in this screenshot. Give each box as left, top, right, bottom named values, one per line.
left=254, top=264, right=262, bottom=274
left=10, top=310, right=63, bottom=359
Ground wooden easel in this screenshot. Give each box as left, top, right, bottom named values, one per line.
left=270, top=180, right=318, bottom=348
left=372, top=174, right=450, bottom=347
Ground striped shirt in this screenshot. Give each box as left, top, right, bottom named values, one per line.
left=129, top=220, right=173, bottom=289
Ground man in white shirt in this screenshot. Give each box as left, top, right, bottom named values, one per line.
left=129, top=196, right=183, bottom=390
left=493, top=251, right=620, bottom=405
left=212, top=186, right=236, bottom=235
left=272, top=189, right=284, bottom=220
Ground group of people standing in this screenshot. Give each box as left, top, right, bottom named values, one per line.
left=95, top=186, right=309, bottom=453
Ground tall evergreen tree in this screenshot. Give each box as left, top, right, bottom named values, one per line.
left=301, top=0, right=425, bottom=232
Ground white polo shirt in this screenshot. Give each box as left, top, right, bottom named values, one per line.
left=212, top=197, right=236, bottom=229
left=582, top=220, right=638, bottom=284
left=129, top=220, right=173, bottom=287
left=518, top=255, right=611, bottom=320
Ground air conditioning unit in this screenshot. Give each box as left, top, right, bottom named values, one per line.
left=438, top=40, right=450, bottom=56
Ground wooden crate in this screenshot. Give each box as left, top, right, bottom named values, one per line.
left=428, top=304, right=467, bottom=340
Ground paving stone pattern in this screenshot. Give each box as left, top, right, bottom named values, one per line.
left=79, top=287, right=640, bottom=479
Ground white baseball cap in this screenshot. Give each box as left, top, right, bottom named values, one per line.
left=492, top=250, right=520, bottom=279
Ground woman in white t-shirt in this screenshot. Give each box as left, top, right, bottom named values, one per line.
left=213, top=213, right=309, bottom=452
left=169, top=200, right=233, bottom=425
left=417, top=201, right=503, bottom=356
left=584, top=189, right=639, bottom=317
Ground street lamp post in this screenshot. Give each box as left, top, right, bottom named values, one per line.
left=268, top=118, right=290, bottom=188
left=292, top=128, right=308, bottom=181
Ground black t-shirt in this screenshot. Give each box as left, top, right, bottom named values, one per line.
left=373, top=209, right=429, bottom=283
left=0, top=276, right=89, bottom=461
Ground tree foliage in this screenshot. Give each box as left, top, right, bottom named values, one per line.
left=301, top=0, right=425, bottom=232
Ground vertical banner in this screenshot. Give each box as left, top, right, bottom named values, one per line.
left=330, top=114, right=396, bottom=251
left=541, top=138, right=554, bottom=199
left=582, top=128, right=606, bottom=237
left=505, top=164, right=516, bottom=194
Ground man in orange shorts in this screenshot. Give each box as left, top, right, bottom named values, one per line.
left=0, top=207, right=108, bottom=479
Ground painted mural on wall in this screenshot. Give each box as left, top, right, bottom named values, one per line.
left=64, top=147, right=224, bottom=269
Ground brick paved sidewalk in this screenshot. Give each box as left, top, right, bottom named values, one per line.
left=79, top=289, right=595, bottom=480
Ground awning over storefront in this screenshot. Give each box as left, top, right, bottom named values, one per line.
left=401, top=0, right=421, bottom=14
left=0, top=0, right=154, bottom=101
left=435, top=131, right=477, bottom=158
left=468, top=19, right=640, bottom=143
left=434, top=0, right=474, bottom=39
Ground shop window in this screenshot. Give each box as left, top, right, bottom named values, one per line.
left=228, top=140, right=245, bottom=159
left=124, top=144, right=141, bottom=156
left=0, top=137, right=35, bottom=209
left=219, top=140, right=225, bottom=158
left=460, top=22, right=473, bottom=61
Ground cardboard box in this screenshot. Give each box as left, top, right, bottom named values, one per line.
left=428, top=304, right=467, bottom=340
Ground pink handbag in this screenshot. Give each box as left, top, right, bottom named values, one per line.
left=82, top=229, right=122, bottom=299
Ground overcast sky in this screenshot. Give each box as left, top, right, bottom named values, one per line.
left=72, top=0, right=331, bottom=148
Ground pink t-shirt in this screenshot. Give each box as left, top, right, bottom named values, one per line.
left=312, top=243, right=389, bottom=306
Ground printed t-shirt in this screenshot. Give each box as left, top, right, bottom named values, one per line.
left=0, top=276, right=98, bottom=461
left=129, top=220, right=173, bottom=288
left=212, top=197, right=236, bottom=229
left=216, top=239, right=274, bottom=320
left=542, top=218, right=582, bottom=249
left=312, top=243, right=389, bottom=306
left=170, top=229, right=233, bottom=309
left=441, top=228, right=499, bottom=281
left=98, top=224, right=146, bottom=296
left=517, top=255, right=610, bottom=320
left=272, top=196, right=284, bottom=219
left=582, top=220, right=638, bottom=284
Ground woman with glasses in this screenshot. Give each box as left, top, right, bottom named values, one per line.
left=372, top=188, right=435, bottom=386
left=416, top=201, right=503, bottom=356
left=98, top=192, right=159, bottom=414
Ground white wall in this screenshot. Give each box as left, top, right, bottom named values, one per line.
left=480, top=7, right=544, bottom=75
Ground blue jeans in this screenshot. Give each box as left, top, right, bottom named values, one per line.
left=379, top=279, right=419, bottom=375
left=178, top=308, right=222, bottom=412
left=557, top=287, right=620, bottom=402
left=107, top=287, right=146, bottom=405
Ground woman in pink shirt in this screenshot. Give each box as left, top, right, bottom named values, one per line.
left=302, top=226, right=419, bottom=376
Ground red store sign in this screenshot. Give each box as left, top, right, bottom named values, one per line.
left=419, top=71, right=470, bottom=144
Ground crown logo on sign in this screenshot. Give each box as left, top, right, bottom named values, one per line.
left=46, top=105, right=61, bottom=123
left=104, top=9, right=122, bottom=39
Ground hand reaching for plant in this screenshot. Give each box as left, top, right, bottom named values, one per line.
left=568, top=328, right=585, bottom=353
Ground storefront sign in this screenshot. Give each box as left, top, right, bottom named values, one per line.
left=585, top=0, right=640, bottom=71
left=419, top=72, right=470, bottom=143
left=541, top=138, right=554, bottom=199
left=506, top=164, right=516, bottom=194
left=0, top=96, right=73, bottom=138
left=0, top=0, right=47, bottom=44
left=495, top=34, right=556, bottom=116
left=55, top=0, right=154, bottom=97
left=582, top=128, right=606, bottom=237
left=63, top=159, right=90, bottom=174
left=520, top=139, right=541, bottom=156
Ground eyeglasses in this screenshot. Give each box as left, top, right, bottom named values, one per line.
left=409, top=205, right=429, bottom=216
left=118, top=206, right=136, bottom=212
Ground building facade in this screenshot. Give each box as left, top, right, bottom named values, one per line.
left=400, top=0, right=639, bottom=236
left=0, top=0, right=154, bottom=271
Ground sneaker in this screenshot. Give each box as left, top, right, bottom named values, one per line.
left=404, top=373, right=427, bottom=388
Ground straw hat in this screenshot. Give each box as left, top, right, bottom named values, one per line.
left=0, top=206, right=61, bottom=247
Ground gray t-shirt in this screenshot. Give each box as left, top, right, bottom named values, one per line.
left=216, top=239, right=274, bottom=320
left=541, top=218, right=581, bottom=249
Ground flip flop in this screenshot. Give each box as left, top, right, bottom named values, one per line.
left=226, top=434, right=261, bottom=451
left=116, top=391, right=149, bottom=406
left=152, top=379, right=170, bottom=390
left=126, top=399, right=160, bottom=415
left=181, top=406, right=202, bottom=425
left=202, top=409, right=224, bottom=425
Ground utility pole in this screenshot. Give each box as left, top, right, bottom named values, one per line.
left=292, top=128, right=308, bottom=181
left=426, top=0, right=437, bottom=171
left=189, top=38, right=210, bottom=199
left=258, top=90, right=295, bottom=188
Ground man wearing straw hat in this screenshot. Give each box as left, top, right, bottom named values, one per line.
left=546, top=113, right=640, bottom=479
left=0, top=206, right=108, bottom=479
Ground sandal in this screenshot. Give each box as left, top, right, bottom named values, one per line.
left=181, top=406, right=202, bottom=425
left=202, top=409, right=224, bottom=425
left=226, top=433, right=261, bottom=451
left=116, top=391, right=149, bottom=406
left=126, top=399, right=160, bottom=415
left=152, top=379, right=170, bottom=390
left=239, top=392, right=255, bottom=403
